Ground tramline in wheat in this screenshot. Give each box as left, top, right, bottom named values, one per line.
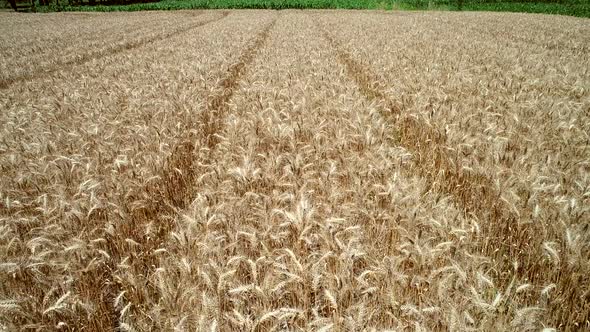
left=0, top=9, right=588, bottom=331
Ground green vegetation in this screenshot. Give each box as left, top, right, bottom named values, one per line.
left=37, top=0, right=395, bottom=11
left=28, top=0, right=590, bottom=18
left=462, top=1, right=590, bottom=17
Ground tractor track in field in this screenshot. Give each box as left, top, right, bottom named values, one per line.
left=0, top=12, right=229, bottom=91
left=85, top=15, right=279, bottom=330
left=142, top=13, right=278, bottom=215
left=315, top=17, right=532, bottom=273
left=317, top=16, right=589, bottom=326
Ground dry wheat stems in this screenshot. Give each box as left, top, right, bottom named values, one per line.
left=0, top=9, right=588, bottom=331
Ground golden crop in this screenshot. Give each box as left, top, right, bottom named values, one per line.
left=0, top=9, right=588, bottom=331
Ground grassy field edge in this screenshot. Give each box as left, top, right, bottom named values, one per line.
left=27, top=1, right=590, bottom=18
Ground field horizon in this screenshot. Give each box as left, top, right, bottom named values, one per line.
left=0, top=9, right=589, bottom=331
left=1, top=0, right=588, bottom=18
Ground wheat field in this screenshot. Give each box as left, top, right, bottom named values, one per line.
left=0, top=9, right=588, bottom=331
